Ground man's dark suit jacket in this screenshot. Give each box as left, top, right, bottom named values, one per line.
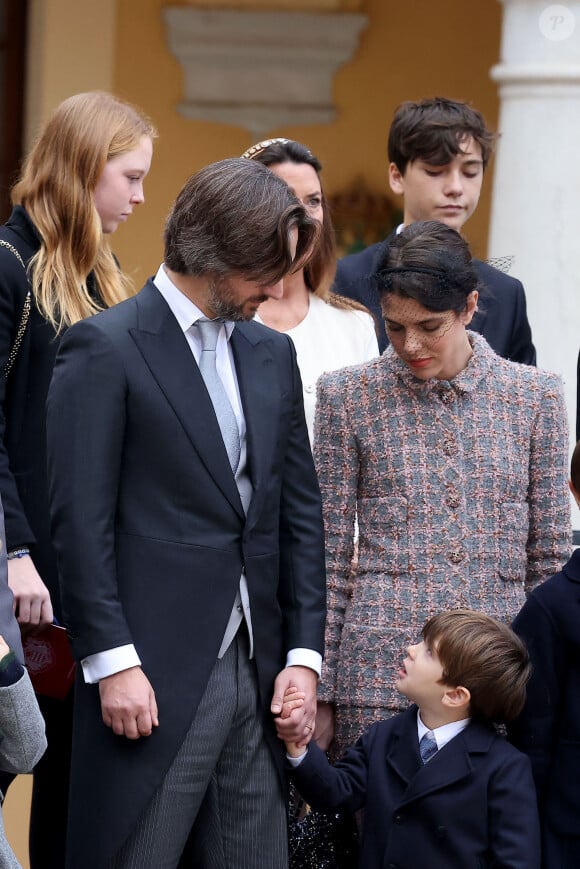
left=292, top=704, right=540, bottom=869
left=510, top=548, right=580, bottom=851
left=333, top=234, right=537, bottom=364
left=46, top=280, right=327, bottom=868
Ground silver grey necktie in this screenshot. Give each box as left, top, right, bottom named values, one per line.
left=419, top=730, right=438, bottom=764
left=194, top=318, right=240, bottom=472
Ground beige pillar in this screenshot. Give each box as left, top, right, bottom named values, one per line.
left=488, top=0, right=580, bottom=527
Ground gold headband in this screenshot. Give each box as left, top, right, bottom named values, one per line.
left=241, top=138, right=290, bottom=160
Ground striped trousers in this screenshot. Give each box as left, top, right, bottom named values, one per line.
left=108, top=630, right=287, bottom=868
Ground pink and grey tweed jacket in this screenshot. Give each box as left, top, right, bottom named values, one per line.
left=313, top=333, right=571, bottom=716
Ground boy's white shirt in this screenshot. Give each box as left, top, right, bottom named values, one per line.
left=417, top=710, right=469, bottom=750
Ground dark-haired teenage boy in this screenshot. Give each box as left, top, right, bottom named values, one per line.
left=334, top=97, right=536, bottom=363
left=278, top=609, right=540, bottom=869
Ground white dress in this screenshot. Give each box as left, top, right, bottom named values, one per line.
left=255, top=294, right=379, bottom=443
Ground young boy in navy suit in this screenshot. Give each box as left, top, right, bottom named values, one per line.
left=509, top=439, right=580, bottom=868
left=278, top=609, right=540, bottom=869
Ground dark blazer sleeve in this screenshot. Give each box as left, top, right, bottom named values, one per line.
left=0, top=242, right=35, bottom=546
left=46, top=318, right=132, bottom=658
left=472, top=261, right=536, bottom=365
left=290, top=728, right=372, bottom=814
left=509, top=590, right=563, bottom=802
left=275, top=333, right=326, bottom=655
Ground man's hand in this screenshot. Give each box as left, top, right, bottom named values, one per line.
left=8, top=555, right=53, bottom=632
left=99, top=666, right=159, bottom=739
left=271, top=665, right=317, bottom=747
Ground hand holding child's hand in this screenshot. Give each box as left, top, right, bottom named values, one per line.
left=275, top=685, right=307, bottom=758
left=0, top=634, right=10, bottom=661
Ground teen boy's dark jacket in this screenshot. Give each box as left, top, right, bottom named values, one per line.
left=510, top=548, right=580, bottom=841
left=291, top=704, right=540, bottom=869
left=333, top=233, right=536, bottom=364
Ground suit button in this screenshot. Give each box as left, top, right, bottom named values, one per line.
left=436, top=826, right=447, bottom=839
left=393, top=813, right=404, bottom=824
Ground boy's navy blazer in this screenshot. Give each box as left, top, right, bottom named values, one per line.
left=333, top=233, right=536, bottom=365
left=510, top=547, right=580, bottom=839
left=292, top=704, right=539, bottom=869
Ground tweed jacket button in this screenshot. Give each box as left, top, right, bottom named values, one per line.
left=446, top=494, right=460, bottom=508
left=449, top=548, right=464, bottom=563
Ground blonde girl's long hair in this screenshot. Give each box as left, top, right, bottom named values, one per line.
left=12, top=91, right=157, bottom=331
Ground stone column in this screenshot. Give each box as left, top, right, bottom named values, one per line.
left=488, top=0, right=580, bottom=526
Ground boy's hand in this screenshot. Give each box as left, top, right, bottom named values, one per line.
left=0, top=634, right=9, bottom=661
left=279, top=686, right=305, bottom=719
left=278, top=687, right=308, bottom=758
left=285, top=740, right=307, bottom=759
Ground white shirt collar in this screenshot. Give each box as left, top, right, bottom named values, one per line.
left=417, top=709, right=470, bottom=750
left=152, top=264, right=235, bottom=339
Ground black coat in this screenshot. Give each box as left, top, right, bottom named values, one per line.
left=292, top=704, right=540, bottom=869
left=333, top=234, right=537, bottom=364
left=46, top=281, right=327, bottom=867
left=510, top=549, right=580, bottom=852
left=0, top=206, right=64, bottom=617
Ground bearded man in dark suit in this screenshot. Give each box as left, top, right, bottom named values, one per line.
left=46, top=158, right=326, bottom=869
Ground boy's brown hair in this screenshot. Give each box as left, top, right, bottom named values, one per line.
left=422, top=609, right=531, bottom=724
left=570, top=439, right=580, bottom=493
left=388, top=96, right=497, bottom=175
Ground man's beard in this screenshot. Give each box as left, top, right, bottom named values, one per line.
left=207, top=277, right=267, bottom=322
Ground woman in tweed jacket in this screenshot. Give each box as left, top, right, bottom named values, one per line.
left=314, top=221, right=571, bottom=754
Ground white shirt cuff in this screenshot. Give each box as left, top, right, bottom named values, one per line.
left=81, top=644, right=141, bottom=684
left=285, top=648, right=322, bottom=677
left=287, top=750, right=308, bottom=767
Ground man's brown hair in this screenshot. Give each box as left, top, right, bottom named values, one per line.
left=164, top=157, right=319, bottom=285
left=422, top=609, right=531, bottom=723
left=388, top=97, right=496, bottom=174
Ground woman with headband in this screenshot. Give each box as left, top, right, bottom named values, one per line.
left=242, top=138, right=379, bottom=444
left=313, top=220, right=570, bottom=757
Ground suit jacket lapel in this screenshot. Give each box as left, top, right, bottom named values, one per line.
left=129, top=281, right=244, bottom=518
left=230, top=324, right=279, bottom=528
left=397, top=720, right=493, bottom=807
